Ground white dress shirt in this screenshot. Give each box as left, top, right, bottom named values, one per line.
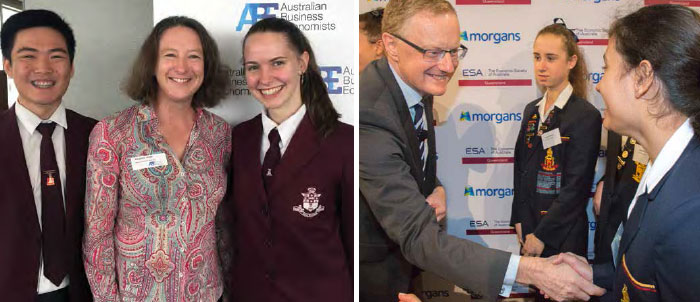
left=628, top=119, right=693, bottom=218
left=536, top=83, right=573, bottom=129
left=14, top=101, right=70, bottom=293
left=260, top=104, right=307, bottom=162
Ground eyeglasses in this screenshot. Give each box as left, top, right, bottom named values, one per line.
left=390, top=33, right=468, bottom=63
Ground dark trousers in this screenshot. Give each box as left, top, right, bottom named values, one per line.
left=37, top=287, right=69, bottom=302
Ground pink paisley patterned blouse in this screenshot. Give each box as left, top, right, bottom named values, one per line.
left=83, top=105, right=231, bottom=302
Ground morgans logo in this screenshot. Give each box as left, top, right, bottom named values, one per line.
left=320, top=65, right=354, bottom=95
left=237, top=3, right=278, bottom=31
left=460, top=30, right=521, bottom=44
left=464, top=185, right=514, bottom=199
left=588, top=72, right=604, bottom=84
left=459, top=111, right=522, bottom=124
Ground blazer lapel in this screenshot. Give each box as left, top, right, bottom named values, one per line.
left=0, top=106, right=40, bottom=234
left=240, top=115, right=267, bottom=198
left=376, top=58, right=426, bottom=192
left=62, top=112, right=83, bottom=225
left=523, top=105, right=542, bottom=165
left=268, top=114, right=320, bottom=196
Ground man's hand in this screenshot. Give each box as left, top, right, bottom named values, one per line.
left=516, top=256, right=605, bottom=301
left=398, top=293, right=422, bottom=302
left=593, top=181, right=604, bottom=216
left=522, top=234, right=544, bottom=257
left=426, top=186, right=446, bottom=221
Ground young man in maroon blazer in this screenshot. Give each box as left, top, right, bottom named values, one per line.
left=0, top=10, right=96, bottom=302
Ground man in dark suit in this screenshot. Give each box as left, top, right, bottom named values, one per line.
left=359, top=0, right=604, bottom=301
left=0, top=10, right=96, bottom=302
left=591, top=131, right=645, bottom=302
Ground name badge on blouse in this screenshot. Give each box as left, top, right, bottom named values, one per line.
left=131, top=153, right=168, bottom=171
left=541, top=128, right=562, bottom=150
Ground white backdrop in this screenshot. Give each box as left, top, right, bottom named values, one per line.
left=155, top=0, right=356, bottom=126
left=361, top=0, right=700, bottom=297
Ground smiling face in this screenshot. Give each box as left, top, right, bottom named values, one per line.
left=3, top=26, right=74, bottom=112
left=385, top=10, right=460, bottom=96
left=243, top=32, right=309, bottom=120
left=533, top=33, right=576, bottom=92
left=154, top=26, right=204, bottom=105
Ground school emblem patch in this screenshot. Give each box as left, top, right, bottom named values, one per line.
left=541, top=148, right=558, bottom=171
left=293, top=187, right=325, bottom=218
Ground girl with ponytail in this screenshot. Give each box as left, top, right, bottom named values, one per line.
left=222, top=17, right=352, bottom=302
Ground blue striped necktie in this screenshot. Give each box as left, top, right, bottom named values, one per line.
left=412, top=102, right=428, bottom=175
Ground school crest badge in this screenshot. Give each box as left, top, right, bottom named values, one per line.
left=293, top=187, right=325, bottom=218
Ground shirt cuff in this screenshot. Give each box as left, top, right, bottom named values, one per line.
left=499, top=254, right=521, bottom=297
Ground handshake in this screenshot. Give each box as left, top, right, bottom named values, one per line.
left=399, top=253, right=605, bottom=302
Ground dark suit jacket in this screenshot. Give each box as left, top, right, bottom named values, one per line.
left=359, top=57, right=510, bottom=302
left=225, top=113, right=353, bottom=302
left=510, top=96, right=601, bottom=257
left=0, top=105, right=96, bottom=301
left=592, top=131, right=641, bottom=302
left=592, top=135, right=700, bottom=301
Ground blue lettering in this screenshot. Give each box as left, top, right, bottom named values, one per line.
left=320, top=66, right=342, bottom=94
left=236, top=3, right=278, bottom=31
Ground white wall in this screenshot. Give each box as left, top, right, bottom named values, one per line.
left=25, top=0, right=154, bottom=120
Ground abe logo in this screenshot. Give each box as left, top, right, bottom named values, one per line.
left=320, top=66, right=354, bottom=95
left=237, top=3, right=279, bottom=31
left=320, top=66, right=342, bottom=94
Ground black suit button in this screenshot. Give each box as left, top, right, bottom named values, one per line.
left=262, top=205, right=269, bottom=216
left=265, top=239, right=272, bottom=247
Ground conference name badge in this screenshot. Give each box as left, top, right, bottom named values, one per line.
left=541, top=128, right=562, bottom=150
left=292, top=187, right=325, bottom=218
left=131, top=153, right=168, bottom=171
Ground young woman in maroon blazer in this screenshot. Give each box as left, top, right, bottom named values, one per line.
left=220, top=17, right=353, bottom=302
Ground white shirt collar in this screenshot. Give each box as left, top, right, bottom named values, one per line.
left=388, top=63, right=423, bottom=110
left=628, top=118, right=694, bottom=216
left=536, top=82, right=573, bottom=118
left=261, top=104, right=307, bottom=151
left=15, top=101, right=68, bottom=134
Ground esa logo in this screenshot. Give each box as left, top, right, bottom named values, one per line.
left=588, top=72, right=604, bottom=84
left=464, top=185, right=514, bottom=198
left=462, top=69, right=484, bottom=77
left=237, top=3, right=278, bottom=31
left=460, top=30, right=521, bottom=44
left=320, top=66, right=354, bottom=95
left=469, top=220, right=490, bottom=227
left=460, top=111, right=522, bottom=124
left=465, top=147, right=486, bottom=155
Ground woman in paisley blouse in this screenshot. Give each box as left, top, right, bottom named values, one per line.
left=221, top=17, right=353, bottom=302
left=83, top=16, right=230, bottom=301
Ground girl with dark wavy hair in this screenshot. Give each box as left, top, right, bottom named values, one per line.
left=222, top=17, right=352, bottom=302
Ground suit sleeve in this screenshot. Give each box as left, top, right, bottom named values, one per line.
left=655, top=195, right=700, bottom=300
left=360, top=107, right=510, bottom=300
left=82, top=121, right=120, bottom=301
left=340, top=133, right=354, bottom=276
left=510, top=106, right=530, bottom=227
left=534, top=109, right=601, bottom=249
